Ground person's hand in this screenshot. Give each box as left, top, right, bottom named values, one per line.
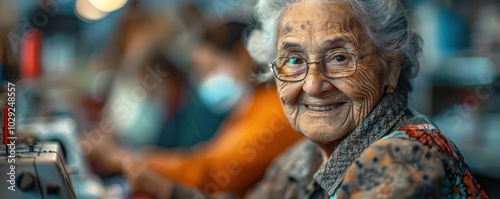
left=79, top=129, right=128, bottom=175
left=122, top=157, right=174, bottom=199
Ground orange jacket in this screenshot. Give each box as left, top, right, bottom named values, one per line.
left=146, top=85, right=302, bottom=197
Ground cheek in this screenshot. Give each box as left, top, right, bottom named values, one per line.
left=342, top=60, right=384, bottom=107
left=277, top=81, right=300, bottom=104
left=276, top=81, right=302, bottom=120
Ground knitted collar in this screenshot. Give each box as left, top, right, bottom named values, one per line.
left=313, top=84, right=409, bottom=196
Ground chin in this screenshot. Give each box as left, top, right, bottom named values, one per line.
left=300, top=126, right=346, bottom=145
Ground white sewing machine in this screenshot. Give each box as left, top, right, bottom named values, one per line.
left=0, top=118, right=105, bottom=198
left=0, top=141, right=76, bottom=198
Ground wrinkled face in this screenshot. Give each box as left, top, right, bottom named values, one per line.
left=275, top=1, right=399, bottom=147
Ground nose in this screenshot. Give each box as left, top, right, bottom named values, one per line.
left=302, top=63, right=335, bottom=97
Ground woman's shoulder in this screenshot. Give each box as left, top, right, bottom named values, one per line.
left=381, top=112, right=472, bottom=178
left=337, top=113, right=489, bottom=198
left=338, top=124, right=446, bottom=198
left=381, top=111, right=461, bottom=163
left=265, top=138, right=322, bottom=177
left=245, top=139, right=323, bottom=199
left=380, top=109, right=458, bottom=162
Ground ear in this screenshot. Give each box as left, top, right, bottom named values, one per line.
left=385, top=54, right=403, bottom=89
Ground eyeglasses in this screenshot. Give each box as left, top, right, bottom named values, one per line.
left=268, top=49, right=375, bottom=82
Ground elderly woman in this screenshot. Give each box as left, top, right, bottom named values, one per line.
left=127, top=0, right=489, bottom=198
left=242, top=0, right=489, bottom=198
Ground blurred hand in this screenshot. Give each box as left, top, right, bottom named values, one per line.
left=122, top=157, right=174, bottom=199
left=80, top=128, right=125, bottom=174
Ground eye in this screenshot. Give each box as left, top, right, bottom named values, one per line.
left=333, top=55, right=346, bottom=63
left=288, top=57, right=305, bottom=65
left=323, top=50, right=352, bottom=65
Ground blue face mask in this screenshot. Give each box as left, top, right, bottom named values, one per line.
left=197, top=73, right=243, bottom=114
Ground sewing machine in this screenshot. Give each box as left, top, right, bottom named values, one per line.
left=0, top=141, right=77, bottom=198
left=0, top=118, right=105, bottom=198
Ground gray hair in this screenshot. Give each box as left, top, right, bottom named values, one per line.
left=246, top=0, right=422, bottom=90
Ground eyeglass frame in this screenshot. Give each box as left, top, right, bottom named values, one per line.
left=268, top=50, right=377, bottom=82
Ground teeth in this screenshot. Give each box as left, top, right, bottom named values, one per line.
left=306, top=103, right=343, bottom=111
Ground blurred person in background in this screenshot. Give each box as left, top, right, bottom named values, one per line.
left=81, top=6, right=182, bottom=175
left=112, top=21, right=303, bottom=197
left=82, top=3, right=226, bottom=176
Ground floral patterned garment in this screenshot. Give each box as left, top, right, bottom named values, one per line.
left=336, top=124, right=489, bottom=199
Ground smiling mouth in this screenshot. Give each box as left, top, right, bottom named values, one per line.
left=305, top=102, right=346, bottom=111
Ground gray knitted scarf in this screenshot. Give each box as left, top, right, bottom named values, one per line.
left=313, top=84, right=409, bottom=196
